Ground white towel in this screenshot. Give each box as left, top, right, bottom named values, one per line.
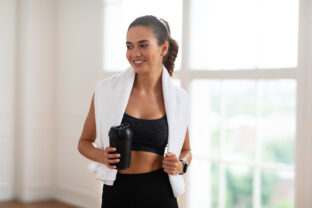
left=88, top=64, right=190, bottom=197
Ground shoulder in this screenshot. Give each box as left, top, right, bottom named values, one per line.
left=93, top=72, right=124, bottom=104
left=94, top=70, right=126, bottom=94
left=95, top=72, right=123, bottom=89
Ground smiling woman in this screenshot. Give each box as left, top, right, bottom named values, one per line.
left=78, top=15, right=191, bottom=208
left=125, top=16, right=178, bottom=77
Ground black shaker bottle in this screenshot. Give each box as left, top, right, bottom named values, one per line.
left=108, top=122, right=133, bottom=170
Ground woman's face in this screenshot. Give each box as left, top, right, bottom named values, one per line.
left=126, top=26, right=168, bottom=74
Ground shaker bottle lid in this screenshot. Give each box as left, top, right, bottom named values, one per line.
left=109, top=123, right=132, bottom=137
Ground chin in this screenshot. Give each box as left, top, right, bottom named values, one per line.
left=132, top=65, right=148, bottom=74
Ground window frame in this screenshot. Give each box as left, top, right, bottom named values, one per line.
left=294, top=0, right=312, bottom=207
left=98, top=0, right=312, bottom=207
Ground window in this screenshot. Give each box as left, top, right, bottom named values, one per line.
left=189, top=0, right=298, bottom=70
left=190, top=79, right=296, bottom=208
left=102, top=0, right=183, bottom=72
left=188, top=0, right=298, bottom=207
left=101, top=0, right=302, bottom=207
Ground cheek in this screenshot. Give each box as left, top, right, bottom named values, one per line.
left=150, top=48, right=162, bottom=59
left=146, top=50, right=159, bottom=60
left=126, top=51, right=131, bottom=61
left=150, top=53, right=161, bottom=63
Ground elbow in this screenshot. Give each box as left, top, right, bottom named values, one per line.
left=77, top=139, right=83, bottom=154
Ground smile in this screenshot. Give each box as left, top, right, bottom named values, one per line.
left=133, top=60, right=145, bottom=66
left=133, top=60, right=145, bottom=63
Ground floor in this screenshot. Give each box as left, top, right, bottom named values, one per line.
left=0, top=200, right=79, bottom=208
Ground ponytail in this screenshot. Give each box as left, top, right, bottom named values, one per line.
left=163, top=37, right=178, bottom=77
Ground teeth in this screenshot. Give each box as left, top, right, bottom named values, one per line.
left=134, top=61, right=144, bottom=64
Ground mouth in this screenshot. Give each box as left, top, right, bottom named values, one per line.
left=132, top=60, right=146, bottom=67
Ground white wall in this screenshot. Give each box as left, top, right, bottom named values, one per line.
left=0, top=0, right=101, bottom=207
left=55, top=0, right=101, bottom=207
left=14, top=0, right=57, bottom=201
left=0, top=0, right=17, bottom=200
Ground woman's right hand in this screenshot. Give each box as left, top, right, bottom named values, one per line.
left=103, top=147, right=120, bottom=169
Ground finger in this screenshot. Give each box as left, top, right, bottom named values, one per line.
left=164, top=167, right=174, bottom=174
left=162, top=161, right=172, bottom=169
left=107, top=152, right=121, bottom=159
left=107, top=164, right=117, bottom=169
left=108, top=147, right=117, bottom=152
left=162, top=164, right=169, bottom=169
left=164, top=156, right=178, bottom=162
left=107, top=158, right=120, bottom=164
left=163, top=162, right=178, bottom=170
left=162, top=159, right=175, bottom=168
left=167, top=167, right=178, bottom=175
left=163, top=160, right=176, bottom=166
left=106, top=163, right=118, bottom=169
left=164, top=153, right=177, bottom=158
left=106, top=147, right=119, bottom=157
left=164, top=163, right=178, bottom=171
left=165, top=152, right=176, bottom=157
left=105, top=159, right=117, bottom=169
left=165, top=164, right=177, bottom=170
left=162, top=160, right=171, bottom=167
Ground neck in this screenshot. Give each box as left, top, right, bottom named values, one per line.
left=133, top=66, right=163, bottom=94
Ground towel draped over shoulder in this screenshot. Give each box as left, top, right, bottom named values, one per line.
left=88, top=64, right=190, bottom=197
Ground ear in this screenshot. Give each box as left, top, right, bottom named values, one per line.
left=161, top=41, right=169, bottom=56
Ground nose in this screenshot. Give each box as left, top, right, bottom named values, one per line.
left=132, top=47, right=141, bottom=57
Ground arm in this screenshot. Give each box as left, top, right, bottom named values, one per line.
left=77, top=93, right=106, bottom=164
left=178, top=127, right=192, bottom=173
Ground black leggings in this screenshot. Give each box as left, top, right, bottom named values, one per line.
left=101, top=167, right=179, bottom=208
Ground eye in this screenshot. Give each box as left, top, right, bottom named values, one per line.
left=140, top=44, right=148, bottom=48
left=126, top=45, right=133, bottom=49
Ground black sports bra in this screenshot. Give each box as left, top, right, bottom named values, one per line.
left=121, top=112, right=168, bottom=156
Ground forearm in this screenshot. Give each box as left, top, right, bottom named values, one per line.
left=78, top=140, right=105, bottom=164
left=179, top=150, right=192, bottom=166
left=178, top=150, right=192, bottom=174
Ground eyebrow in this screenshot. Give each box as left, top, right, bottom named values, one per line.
left=126, top=40, right=150, bottom=44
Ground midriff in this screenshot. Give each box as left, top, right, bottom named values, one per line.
left=117, top=150, right=163, bottom=174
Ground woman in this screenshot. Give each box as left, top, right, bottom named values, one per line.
left=78, top=15, right=192, bottom=208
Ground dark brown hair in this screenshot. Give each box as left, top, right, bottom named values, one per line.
left=128, top=15, right=179, bottom=77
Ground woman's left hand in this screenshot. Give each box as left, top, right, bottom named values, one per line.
left=162, top=152, right=183, bottom=175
